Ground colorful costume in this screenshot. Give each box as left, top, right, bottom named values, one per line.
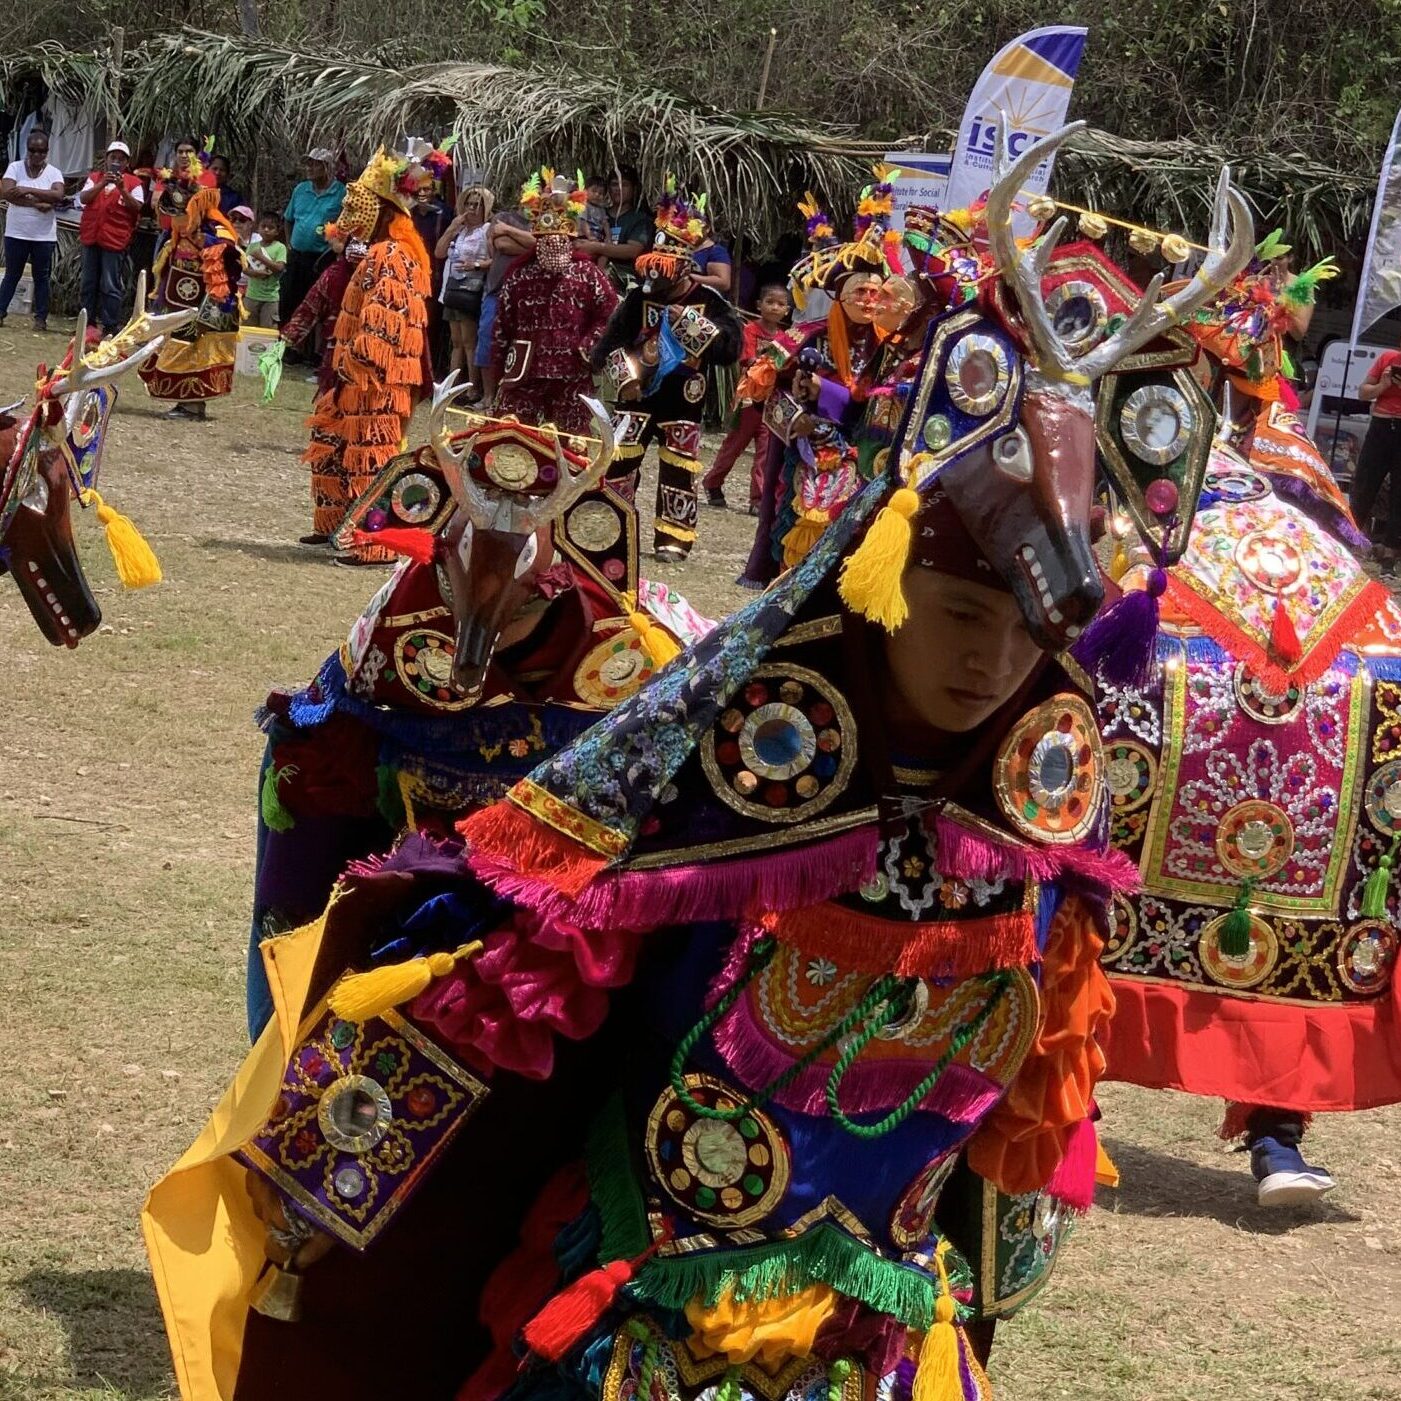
left=1097, top=441, right=1401, bottom=1200
left=739, top=186, right=899, bottom=586
left=304, top=145, right=443, bottom=553
left=142, top=126, right=1257, bottom=1400
left=139, top=172, right=241, bottom=407
left=3, top=278, right=192, bottom=643
left=280, top=239, right=364, bottom=397
left=247, top=390, right=705, bottom=1034
left=591, top=181, right=742, bottom=560
left=494, top=170, right=619, bottom=434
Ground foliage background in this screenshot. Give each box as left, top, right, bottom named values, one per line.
left=4, top=2, right=1399, bottom=257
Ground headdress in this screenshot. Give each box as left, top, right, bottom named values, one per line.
left=635, top=176, right=709, bottom=283
left=790, top=175, right=901, bottom=308
left=520, top=168, right=588, bottom=237
left=352, top=139, right=456, bottom=216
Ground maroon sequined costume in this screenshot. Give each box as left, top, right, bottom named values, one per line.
left=492, top=246, right=618, bottom=433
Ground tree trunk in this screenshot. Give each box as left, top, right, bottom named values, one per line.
left=235, top=0, right=261, bottom=38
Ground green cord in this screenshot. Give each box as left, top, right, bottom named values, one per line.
left=670, top=937, right=1009, bottom=1140
left=823, top=975, right=1010, bottom=1138
left=669, top=936, right=902, bottom=1122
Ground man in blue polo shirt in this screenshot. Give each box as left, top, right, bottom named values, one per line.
left=280, top=146, right=345, bottom=326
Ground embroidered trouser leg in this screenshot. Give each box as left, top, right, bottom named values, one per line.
left=605, top=407, right=650, bottom=503
left=654, top=418, right=703, bottom=557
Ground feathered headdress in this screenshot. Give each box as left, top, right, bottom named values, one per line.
left=354, top=137, right=458, bottom=213
left=520, top=167, right=589, bottom=236
left=635, top=174, right=710, bottom=282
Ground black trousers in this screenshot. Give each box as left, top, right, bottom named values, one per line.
left=280, top=247, right=333, bottom=349
left=1349, top=415, right=1401, bottom=548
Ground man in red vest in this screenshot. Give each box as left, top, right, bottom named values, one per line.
left=78, top=140, right=145, bottom=335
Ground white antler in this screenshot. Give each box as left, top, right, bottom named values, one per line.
left=516, top=396, right=614, bottom=531
left=428, top=370, right=499, bottom=527
left=983, top=122, right=1255, bottom=383
left=48, top=273, right=198, bottom=413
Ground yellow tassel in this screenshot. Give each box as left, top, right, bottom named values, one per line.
left=1108, top=538, right=1129, bottom=583
left=328, top=940, right=483, bottom=1022
left=624, top=595, right=682, bottom=669
left=80, top=488, right=161, bottom=588
left=837, top=486, right=920, bottom=631
left=1095, top=1140, right=1121, bottom=1189
left=912, top=1240, right=961, bottom=1401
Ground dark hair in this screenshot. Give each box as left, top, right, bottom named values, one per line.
left=258, top=211, right=284, bottom=233
left=586, top=173, right=608, bottom=188
left=758, top=282, right=790, bottom=300
left=175, top=136, right=198, bottom=151
left=211, top=153, right=230, bottom=169
left=613, top=164, right=640, bottom=187
left=27, top=127, right=50, bottom=143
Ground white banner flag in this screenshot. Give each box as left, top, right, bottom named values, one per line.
left=1350, top=106, right=1401, bottom=347
left=943, top=27, right=1089, bottom=230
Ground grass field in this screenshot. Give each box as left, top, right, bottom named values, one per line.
left=0, top=321, right=1398, bottom=1400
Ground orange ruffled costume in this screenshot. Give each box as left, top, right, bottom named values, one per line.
left=304, top=215, right=431, bottom=556
left=965, top=894, right=1114, bottom=1193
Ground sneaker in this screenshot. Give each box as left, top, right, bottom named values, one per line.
left=705, top=489, right=727, bottom=509
left=1250, top=1134, right=1337, bottom=1206
left=32, top=319, right=47, bottom=333
left=654, top=544, right=688, bottom=563
left=747, top=502, right=760, bottom=516
left=162, top=404, right=194, bottom=420
left=298, top=533, right=330, bottom=546
left=331, top=553, right=379, bottom=567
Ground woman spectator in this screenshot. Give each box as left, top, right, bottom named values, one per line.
left=0, top=128, right=66, bottom=333
left=434, top=184, right=493, bottom=399
left=691, top=232, right=733, bottom=295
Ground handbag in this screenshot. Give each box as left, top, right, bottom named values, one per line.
left=443, top=263, right=486, bottom=316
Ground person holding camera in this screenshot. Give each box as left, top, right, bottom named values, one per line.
left=77, top=140, right=145, bottom=336
left=1349, top=342, right=1401, bottom=573
left=434, top=184, right=493, bottom=400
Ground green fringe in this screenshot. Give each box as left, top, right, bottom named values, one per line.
left=586, top=1095, right=650, bottom=1262
left=630, top=1220, right=937, bottom=1330
left=375, top=764, right=406, bottom=830
left=260, top=764, right=296, bottom=833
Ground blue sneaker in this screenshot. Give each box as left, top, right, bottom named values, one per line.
left=1250, top=1134, right=1336, bottom=1206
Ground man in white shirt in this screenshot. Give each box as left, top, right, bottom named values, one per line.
left=0, top=127, right=66, bottom=332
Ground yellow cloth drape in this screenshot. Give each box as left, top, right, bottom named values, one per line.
left=141, top=917, right=328, bottom=1401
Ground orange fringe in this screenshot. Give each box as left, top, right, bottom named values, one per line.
left=460, top=800, right=609, bottom=900
left=763, top=903, right=1038, bottom=981
left=965, top=894, right=1115, bottom=1194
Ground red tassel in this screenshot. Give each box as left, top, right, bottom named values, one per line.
left=1269, top=598, right=1302, bottom=665
left=521, top=1256, right=642, bottom=1362
left=352, top=527, right=437, bottom=565
left=1045, top=1116, right=1098, bottom=1212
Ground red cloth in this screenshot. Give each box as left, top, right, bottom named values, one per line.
left=740, top=317, right=778, bottom=366
left=1104, top=977, right=1401, bottom=1113
left=283, top=254, right=355, bottom=395
left=78, top=171, right=142, bottom=251
left=702, top=403, right=769, bottom=503
left=491, top=251, right=618, bottom=382
left=1364, top=349, right=1401, bottom=418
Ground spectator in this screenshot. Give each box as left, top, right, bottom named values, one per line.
left=209, top=153, right=246, bottom=218
left=0, top=127, right=65, bottom=332
left=77, top=140, right=145, bottom=336
left=692, top=233, right=733, bottom=295
left=243, top=212, right=287, bottom=328
left=577, top=164, right=650, bottom=287
left=583, top=174, right=610, bottom=244
left=411, top=181, right=453, bottom=374
left=280, top=146, right=346, bottom=327
left=1350, top=335, right=1401, bottom=574
left=703, top=283, right=790, bottom=512
left=435, top=185, right=493, bottom=398
left=229, top=204, right=255, bottom=245
left=477, top=206, right=533, bottom=409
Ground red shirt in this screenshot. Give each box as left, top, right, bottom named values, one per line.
left=1365, top=349, right=1401, bottom=417
left=741, top=318, right=779, bottom=367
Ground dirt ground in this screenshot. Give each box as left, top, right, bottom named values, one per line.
left=0, top=323, right=1399, bottom=1401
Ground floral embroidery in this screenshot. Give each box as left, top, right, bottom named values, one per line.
left=805, top=958, right=838, bottom=986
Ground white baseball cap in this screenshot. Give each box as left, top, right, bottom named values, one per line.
left=107, top=140, right=131, bottom=156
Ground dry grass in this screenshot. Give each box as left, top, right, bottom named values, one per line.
left=0, top=322, right=1398, bottom=1400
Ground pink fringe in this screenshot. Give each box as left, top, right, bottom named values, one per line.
left=1045, top=1116, right=1098, bottom=1212
left=709, top=996, right=1006, bottom=1121
left=467, top=817, right=1139, bottom=935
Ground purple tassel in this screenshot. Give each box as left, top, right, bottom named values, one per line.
left=1071, top=567, right=1166, bottom=689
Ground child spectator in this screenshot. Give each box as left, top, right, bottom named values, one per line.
left=583, top=174, right=610, bottom=244
left=244, top=212, right=287, bottom=328
left=229, top=205, right=255, bottom=245
left=703, top=283, right=789, bottom=513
